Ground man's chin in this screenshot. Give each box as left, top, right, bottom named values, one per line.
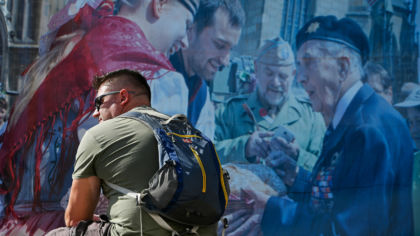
left=200, top=72, right=216, bottom=82
left=310, top=102, right=322, bottom=113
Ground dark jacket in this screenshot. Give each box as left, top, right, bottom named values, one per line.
left=261, top=85, right=415, bottom=235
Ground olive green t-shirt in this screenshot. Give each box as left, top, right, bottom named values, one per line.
left=73, top=107, right=216, bottom=236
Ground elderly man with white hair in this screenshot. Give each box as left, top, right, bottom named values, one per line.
left=245, top=15, right=415, bottom=236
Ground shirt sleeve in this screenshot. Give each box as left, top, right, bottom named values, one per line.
left=149, top=69, right=188, bottom=116
left=72, top=130, right=101, bottom=179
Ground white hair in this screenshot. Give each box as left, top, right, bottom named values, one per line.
left=313, top=40, right=365, bottom=79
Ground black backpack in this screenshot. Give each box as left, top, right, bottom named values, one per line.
left=105, top=108, right=230, bottom=233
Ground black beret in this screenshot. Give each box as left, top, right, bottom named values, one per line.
left=296, top=15, right=369, bottom=63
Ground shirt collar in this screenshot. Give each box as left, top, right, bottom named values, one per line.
left=332, top=81, right=363, bottom=129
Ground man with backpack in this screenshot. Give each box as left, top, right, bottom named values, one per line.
left=46, top=69, right=219, bottom=235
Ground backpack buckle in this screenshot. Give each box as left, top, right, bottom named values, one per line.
left=136, top=193, right=142, bottom=206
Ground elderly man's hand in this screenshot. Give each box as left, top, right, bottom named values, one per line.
left=270, top=136, right=300, bottom=160
left=266, top=150, right=299, bottom=186
left=245, top=131, right=274, bottom=160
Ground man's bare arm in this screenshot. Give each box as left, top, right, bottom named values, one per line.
left=65, top=176, right=101, bottom=227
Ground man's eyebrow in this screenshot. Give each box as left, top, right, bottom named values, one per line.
left=213, top=38, right=232, bottom=47
left=263, top=65, right=273, bottom=71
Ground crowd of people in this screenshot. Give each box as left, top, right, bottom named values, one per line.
left=0, top=0, right=418, bottom=235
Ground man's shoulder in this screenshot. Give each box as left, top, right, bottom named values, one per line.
left=345, top=91, right=410, bottom=140
left=288, top=92, right=312, bottom=107
left=287, top=94, right=320, bottom=119
left=225, top=94, right=250, bottom=106
left=360, top=92, right=403, bottom=123
left=217, top=94, right=250, bottom=114
left=88, top=108, right=157, bottom=136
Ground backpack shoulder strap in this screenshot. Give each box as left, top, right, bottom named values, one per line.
left=103, top=180, right=141, bottom=205
left=120, top=110, right=163, bottom=129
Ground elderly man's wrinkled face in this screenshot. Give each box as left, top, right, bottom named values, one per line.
left=296, top=40, right=342, bottom=115
left=407, top=106, right=420, bottom=148
left=187, top=8, right=241, bottom=81
left=255, top=62, right=295, bottom=107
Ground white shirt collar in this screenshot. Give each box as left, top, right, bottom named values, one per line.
left=331, top=81, right=363, bottom=129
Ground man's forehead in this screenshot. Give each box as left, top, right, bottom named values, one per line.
left=297, top=40, right=320, bottom=57
left=258, top=62, right=295, bottom=73
left=297, top=41, right=338, bottom=63
left=205, top=9, right=241, bottom=45
left=97, top=83, right=114, bottom=94
left=262, top=62, right=294, bottom=68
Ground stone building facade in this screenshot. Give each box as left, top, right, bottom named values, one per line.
left=0, top=0, right=418, bottom=103
left=233, top=0, right=418, bottom=102
left=0, top=0, right=64, bottom=105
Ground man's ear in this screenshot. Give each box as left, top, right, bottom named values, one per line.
left=120, top=89, right=130, bottom=106
left=152, top=0, right=170, bottom=18
left=337, top=56, right=350, bottom=79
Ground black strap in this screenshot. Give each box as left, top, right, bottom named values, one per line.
left=73, top=220, right=93, bottom=236
left=71, top=216, right=111, bottom=236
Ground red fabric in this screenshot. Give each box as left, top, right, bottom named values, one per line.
left=0, top=3, right=174, bottom=223
left=0, top=211, right=65, bottom=235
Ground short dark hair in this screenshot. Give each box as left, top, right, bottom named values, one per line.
left=195, top=0, right=245, bottom=34
left=93, top=69, right=151, bottom=101
left=363, top=61, right=392, bottom=90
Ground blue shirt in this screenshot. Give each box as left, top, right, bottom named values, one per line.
left=170, top=51, right=207, bottom=126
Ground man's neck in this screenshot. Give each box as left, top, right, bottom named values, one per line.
left=329, top=79, right=363, bottom=129
left=257, top=91, right=284, bottom=117
left=118, top=7, right=165, bottom=56
left=181, top=49, right=195, bottom=78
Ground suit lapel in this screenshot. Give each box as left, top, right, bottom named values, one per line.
left=314, top=85, right=375, bottom=173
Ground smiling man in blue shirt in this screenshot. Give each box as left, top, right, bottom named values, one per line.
left=170, top=0, right=244, bottom=139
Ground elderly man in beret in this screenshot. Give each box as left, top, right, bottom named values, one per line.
left=244, top=16, right=415, bottom=235
left=215, top=37, right=325, bottom=172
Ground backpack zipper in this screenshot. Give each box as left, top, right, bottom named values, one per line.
left=189, top=145, right=207, bottom=193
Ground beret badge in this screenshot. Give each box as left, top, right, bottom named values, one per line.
left=306, top=22, right=320, bottom=34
